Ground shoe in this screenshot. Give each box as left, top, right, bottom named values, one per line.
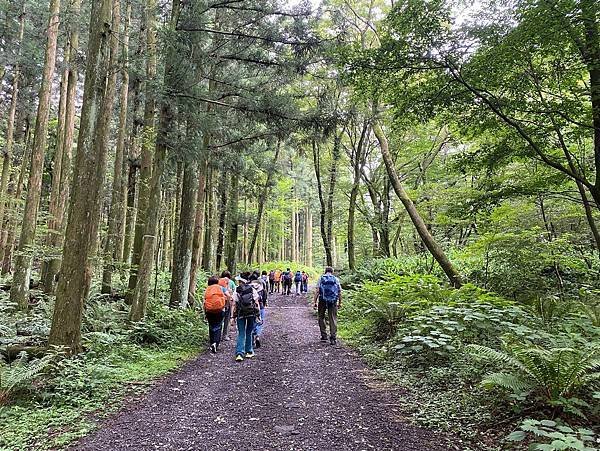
left=235, top=355, right=244, bottom=362
left=321, top=336, right=328, bottom=342
left=224, top=336, right=231, bottom=341
left=255, top=337, right=261, bottom=348
left=245, top=352, right=255, bottom=358
left=330, top=338, right=337, bottom=345
left=210, top=343, right=217, bottom=354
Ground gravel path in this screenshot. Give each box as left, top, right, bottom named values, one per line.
left=74, top=292, right=457, bottom=451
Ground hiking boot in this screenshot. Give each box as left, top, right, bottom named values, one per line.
left=321, top=336, right=328, bottom=342
left=210, top=343, right=217, bottom=354
left=235, top=355, right=244, bottom=362
left=245, top=352, right=255, bottom=358
left=255, top=337, right=261, bottom=349
left=330, top=338, right=337, bottom=345
left=223, top=336, right=231, bottom=341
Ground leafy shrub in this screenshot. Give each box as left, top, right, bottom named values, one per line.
left=506, top=419, right=597, bottom=451
left=0, top=353, right=56, bottom=404
left=468, top=344, right=600, bottom=406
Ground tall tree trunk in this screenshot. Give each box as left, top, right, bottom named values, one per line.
left=49, top=0, right=116, bottom=352
left=0, top=8, right=25, bottom=238
left=201, top=167, right=214, bottom=272
left=41, top=64, right=68, bottom=292
left=2, top=117, right=31, bottom=273
left=128, top=0, right=158, bottom=295
left=43, top=0, right=80, bottom=290
left=129, top=0, right=181, bottom=321
left=373, top=121, right=462, bottom=287
left=169, top=162, right=197, bottom=308
left=347, top=121, right=368, bottom=270
left=248, top=144, right=280, bottom=263
left=225, top=173, right=239, bottom=273
left=10, top=0, right=61, bottom=310
left=188, top=152, right=207, bottom=304
left=305, top=206, right=313, bottom=267
left=312, top=140, right=333, bottom=266
left=215, top=172, right=228, bottom=271
left=102, top=2, right=130, bottom=292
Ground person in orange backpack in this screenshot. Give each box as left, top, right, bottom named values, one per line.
left=273, top=269, right=282, bottom=293
left=204, top=276, right=229, bottom=353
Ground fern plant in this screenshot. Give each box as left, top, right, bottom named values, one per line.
left=0, top=353, right=55, bottom=405
left=467, top=344, right=600, bottom=404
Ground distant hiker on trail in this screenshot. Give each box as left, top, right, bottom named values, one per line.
left=251, top=272, right=268, bottom=349
left=274, top=269, right=282, bottom=293
left=268, top=270, right=275, bottom=293
left=233, top=274, right=261, bottom=361
left=219, top=271, right=237, bottom=341
left=204, top=276, right=229, bottom=354
left=294, top=270, right=302, bottom=295
left=282, top=268, right=293, bottom=295
left=313, top=266, right=342, bottom=345
left=260, top=270, right=269, bottom=291
left=301, top=271, right=309, bottom=293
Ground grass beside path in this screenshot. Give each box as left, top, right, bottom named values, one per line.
left=0, top=344, right=201, bottom=451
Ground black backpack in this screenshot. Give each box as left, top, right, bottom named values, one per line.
left=283, top=271, right=292, bottom=281
left=237, top=285, right=258, bottom=317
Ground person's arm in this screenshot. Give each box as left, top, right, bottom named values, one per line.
left=313, top=278, right=320, bottom=308
left=337, top=280, right=342, bottom=309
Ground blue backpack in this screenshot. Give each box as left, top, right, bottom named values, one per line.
left=294, top=271, right=302, bottom=282
left=319, top=274, right=339, bottom=305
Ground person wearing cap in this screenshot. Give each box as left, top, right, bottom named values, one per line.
left=232, top=274, right=261, bottom=361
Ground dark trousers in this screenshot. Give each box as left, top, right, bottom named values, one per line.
left=284, top=280, right=292, bottom=295
left=206, top=310, right=225, bottom=345
left=318, top=300, right=338, bottom=340
left=222, top=304, right=232, bottom=338
left=301, top=280, right=308, bottom=292
left=269, top=280, right=275, bottom=293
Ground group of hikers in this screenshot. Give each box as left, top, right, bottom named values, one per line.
left=202, top=266, right=342, bottom=361
left=267, top=268, right=309, bottom=295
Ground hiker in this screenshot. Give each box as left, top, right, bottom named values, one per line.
left=294, top=270, right=302, bottom=295
left=233, top=275, right=261, bottom=361
left=250, top=272, right=268, bottom=349
left=282, top=268, right=293, bottom=295
left=268, top=270, right=275, bottom=293
left=204, top=276, right=229, bottom=353
left=313, top=266, right=342, bottom=345
left=274, top=269, right=282, bottom=293
left=301, top=271, right=309, bottom=293
left=260, top=270, right=269, bottom=291
left=218, top=271, right=237, bottom=341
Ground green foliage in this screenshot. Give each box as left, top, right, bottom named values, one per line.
left=0, top=352, right=55, bottom=404
left=468, top=344, right=600, bottom=406
left=506, top=419, right=597, bottom=451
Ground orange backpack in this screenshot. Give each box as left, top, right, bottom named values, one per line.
left=218, top=278, right=229, bottom=288
left=204, top=285, right=226, bottom=313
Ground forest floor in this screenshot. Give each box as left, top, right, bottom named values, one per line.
left=73, top=291, right=459, bottom=451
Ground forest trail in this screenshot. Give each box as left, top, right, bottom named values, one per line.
left=73, top=293, right=456, bottom=451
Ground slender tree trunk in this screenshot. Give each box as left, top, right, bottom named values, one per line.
left=305, top=206, right=313, bottom=267
left=0, top=8, right=25, bottom=238
left=40, top=64, right=68, bottom=292
left=312, top=140, right=333, bottom=266
left=102, top=2, right=130, bottom=292
left=225, top=174, right=239, bottom=273
left=201, top=167, right=214, bottom=271
left=128, top=0, right=158, bottom=295
left=2, top=118, right=31, bottom=273
left=10, top=0, right=61, bottom=310
left=49, top=0, right=116, bottom=353
left=348, top=121, right=368, bottom=270
left=169, top=161, right=197, bottom=308
left=128, top=0, right=181, bottom=321
left=215, top=172, right=228, bottom=270
left=188, top=152, right=207, bottom=304
left=373, top=121, right=462, bottom=287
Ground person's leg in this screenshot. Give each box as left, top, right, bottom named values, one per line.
left=318, top=300, right=328, bottom=340
left=206, top=314, right=215, bottom=344
left=245, top=317, right=256, bottom=354
left=214, top=310, right=225, bottom=345
left=222, top=305, right=231, bottom=339
left=328, top=304, right=338, bottom=342
left=295, top=282, right=300, bottom=294
left=236, top=317, right=246, bottom=356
